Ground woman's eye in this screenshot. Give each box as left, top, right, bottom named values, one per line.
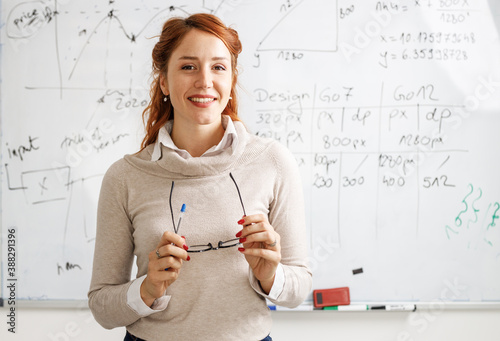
left=214, top=65, right=226, bottom=71
left=181, top=65, right=195, bottom=70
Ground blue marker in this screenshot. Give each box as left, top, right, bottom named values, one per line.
left=177, top=204, right=186, bottom=233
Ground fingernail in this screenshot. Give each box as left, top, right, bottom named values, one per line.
left=235, top=231, right=242, bottom=237
left=239, top=237, right=246, bottom=243
left=238, top=247, right=245, bottom=252
left=237, top=219, right=245, bottom=225
left=181, top=236, right=186, bottom=239
left=187, top=256, right=191, bottom=261
left=183, top=244, right=189, bottom=250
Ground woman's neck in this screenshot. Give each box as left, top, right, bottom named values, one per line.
left=171, top=119, right=225, bottom=157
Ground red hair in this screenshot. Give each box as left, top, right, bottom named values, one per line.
left=140, top=13, right=242, bottom=150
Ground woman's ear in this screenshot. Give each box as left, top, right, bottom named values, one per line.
left=159, top=73, right=169, bottom=96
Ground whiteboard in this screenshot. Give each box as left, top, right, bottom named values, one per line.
left=1, top=0, right=500, bottom=307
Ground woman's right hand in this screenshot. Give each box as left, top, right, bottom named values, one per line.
left=140, top=231, right=190, bottom=306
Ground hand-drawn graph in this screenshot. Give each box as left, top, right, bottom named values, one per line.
left=6, top=1, right=195, bottom=95
left=256, top=0, right=338, bottom=53
left=67, top=5, right=191, bottom=86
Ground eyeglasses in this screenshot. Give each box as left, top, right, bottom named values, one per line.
left=169, top=172, right=246, bottom=253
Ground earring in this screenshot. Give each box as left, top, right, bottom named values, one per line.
left=229, top=96, right=233, bottom=100
left=163, top=95, right=168, bottom=102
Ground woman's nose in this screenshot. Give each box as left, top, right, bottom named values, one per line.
left=195, top=68, right=213, bottom=89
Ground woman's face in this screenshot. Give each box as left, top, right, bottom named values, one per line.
left=161, top=28, right=232, bottom=128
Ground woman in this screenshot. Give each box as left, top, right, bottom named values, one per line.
left=88, top=13, right=312, bottom=341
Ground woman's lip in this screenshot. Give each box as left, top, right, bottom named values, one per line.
left=188, top=94, right=217, bottom=99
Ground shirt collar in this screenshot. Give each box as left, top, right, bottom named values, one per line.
left=151, top=115, right=239, bottom=161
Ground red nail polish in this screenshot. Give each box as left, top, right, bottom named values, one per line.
left=238, top=247, right=245, bottom=252
left=239, top=237, right=246, bottom=243
left=235, top=231, right=242, bottom=238
left=181, top=236, right=186, bottom=239
left=183, top=244, right=189, bottom=250
left=187, top=256, right=191, bottom=261
left=237, top=219, right=245, bottom=225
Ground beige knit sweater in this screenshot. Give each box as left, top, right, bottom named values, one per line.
left=88, top=121, right=312, bottom=340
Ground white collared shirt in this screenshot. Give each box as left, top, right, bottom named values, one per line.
left=151, top=115, right=239, bottom=160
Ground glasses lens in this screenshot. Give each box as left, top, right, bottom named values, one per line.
left=219, top=238, right=241, bottom=248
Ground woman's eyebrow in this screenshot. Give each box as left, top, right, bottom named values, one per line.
left=177, top=56, right=229, bottom=61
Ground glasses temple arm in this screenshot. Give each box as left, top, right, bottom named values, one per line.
left=169, top=181, right=178, bottom=234
left=229, top=172, right=246, bottom=217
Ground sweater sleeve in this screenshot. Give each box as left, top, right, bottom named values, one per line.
left=87, top=161, right=144, bottom=329
left=253, top=142, right=312, bottom=308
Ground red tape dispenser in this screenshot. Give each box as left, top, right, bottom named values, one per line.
left=313, top=287, right=350, bottom=308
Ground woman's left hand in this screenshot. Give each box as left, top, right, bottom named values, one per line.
left=236, top=214, right=281, bottom=294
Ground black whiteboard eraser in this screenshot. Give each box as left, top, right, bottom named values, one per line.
left=352, top=268, right=363, bottom=275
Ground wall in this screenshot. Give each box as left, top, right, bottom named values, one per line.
left=1, top=308, right=500, bottom=340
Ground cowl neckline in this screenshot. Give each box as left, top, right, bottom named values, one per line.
left=124, top=121, right=271, bottom=179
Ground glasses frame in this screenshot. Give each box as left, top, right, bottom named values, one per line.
left=169, top=172, right=246, bottom=253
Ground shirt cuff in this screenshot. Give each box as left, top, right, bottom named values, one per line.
left=249, top=263, right=285, bottom=300
left=268, top=263, right=285, bottom=300
left=126, top=275, right=171, bottom=316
